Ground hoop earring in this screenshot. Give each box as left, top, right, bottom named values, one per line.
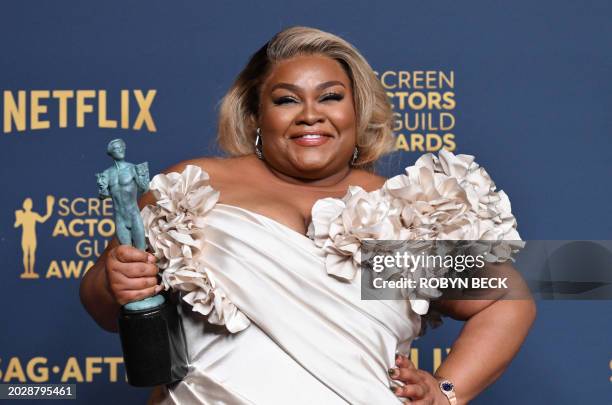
left=255, top=128, right=264, bottom=160
left=350, top=147, right=359, bottom=166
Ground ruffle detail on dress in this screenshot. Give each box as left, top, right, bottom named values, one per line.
left=308, top=186, right=397, bottom=281
left=308, top=150, right=524, bottom=318
left=141, top=164, right=250, bottom=333
left=385, top=149, right=525, bottom=260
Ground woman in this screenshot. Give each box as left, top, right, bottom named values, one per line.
left=80, top=26, right=536, bottom=404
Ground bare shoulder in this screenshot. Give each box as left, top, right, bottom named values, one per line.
left=138, top=156, right=237, bottom=208
left=160, top=155, right=257, bottom=189
left=161, top=156, right=222, bottom=174
left=162, top=155, right=249, bottom=175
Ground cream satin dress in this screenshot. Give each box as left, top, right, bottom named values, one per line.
left=143, top=150, right=521, bottom=405
left=147, top=201, right=421, bottom=404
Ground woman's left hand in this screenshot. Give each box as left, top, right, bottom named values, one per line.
left=388, top=354, right=450, bottom=405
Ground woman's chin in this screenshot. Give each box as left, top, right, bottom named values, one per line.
left=290, top=155, right=336, bottom=176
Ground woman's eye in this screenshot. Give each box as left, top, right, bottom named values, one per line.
left=273, top=96, right=297, bottom=105
left=320, top=93, right=344, bottom=102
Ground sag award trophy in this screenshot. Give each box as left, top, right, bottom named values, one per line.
left=96, top=139, right=187, bottom=387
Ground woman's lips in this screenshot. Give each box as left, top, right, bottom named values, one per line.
left=290, top=134, right=331, bottom=146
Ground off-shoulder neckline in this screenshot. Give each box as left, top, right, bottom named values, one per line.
left=214, top=183, right=382, bottom=241
left=215, top=203, right=320, bottom=246
left=210, top=175, right=389, bottom=240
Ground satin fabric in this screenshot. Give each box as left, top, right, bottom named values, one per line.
left=149, top=203, right=421, bottom=404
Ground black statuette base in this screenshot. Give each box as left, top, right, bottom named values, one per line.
left=118, top=298, right=188, bottom=387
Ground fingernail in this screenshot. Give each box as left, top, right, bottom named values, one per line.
left=155, top=285, right=163, bottom=293
left=148, top=254, right=156, bottom=263
left=388, top=368, right=398, bottom=378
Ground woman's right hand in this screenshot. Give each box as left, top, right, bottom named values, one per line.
left=105, top=244, right=162, bottom=306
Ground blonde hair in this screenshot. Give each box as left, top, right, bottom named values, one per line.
left=217, top=26, right=394, bottom=171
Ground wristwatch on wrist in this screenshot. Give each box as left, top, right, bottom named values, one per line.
left=438, top=378, right=457, bottom=405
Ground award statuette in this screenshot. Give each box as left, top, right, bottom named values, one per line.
left=96, top=138, right=188, bottom=387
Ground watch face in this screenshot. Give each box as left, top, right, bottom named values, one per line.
left=440, top=381, right=454, bottom=392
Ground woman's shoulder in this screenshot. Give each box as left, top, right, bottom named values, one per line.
left=161, top=155, right=251, bottom=180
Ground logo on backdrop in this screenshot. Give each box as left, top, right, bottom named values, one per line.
left=376, top=70, right=456, bottom=153
left=0, top=349, right=452, bottom=382
left=14, top=196, right=55, bottom=279
left=2, top=89, right=157, bottom=134
left=0, top=356, right=126, bottom=383
left=13, top=195, right=114, bottom=280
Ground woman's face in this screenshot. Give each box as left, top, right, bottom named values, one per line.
left=257, top=54, right=357, bottom=181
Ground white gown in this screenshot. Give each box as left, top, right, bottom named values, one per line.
left=143, top=151, right=521, bottom=405
left=148, top=202, right=421, bottom=404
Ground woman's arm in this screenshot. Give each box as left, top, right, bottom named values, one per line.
left=79, top=237, right=122, bottom=332
left=390, top=261, right=535, bottom=404
left=430, top=261, right=537, bottom=404
left=80, top=158, right=208, bottom=333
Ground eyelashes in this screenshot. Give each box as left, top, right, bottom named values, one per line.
left=272, top=96, right=297, bottom=105
left=321, top=93, right=344, bottom=102
left=273, top=92, right=344, bottom=105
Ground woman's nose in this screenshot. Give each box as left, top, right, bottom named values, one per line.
left=295, top=100, right=325, bottom=126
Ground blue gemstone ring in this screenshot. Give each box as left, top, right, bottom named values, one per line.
left=441, top=381, right=454, bottom=392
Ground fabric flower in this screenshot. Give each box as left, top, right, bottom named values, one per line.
left=141, top=165, right=250, bottom=333
left=308, top=150, right=524, bottom=318
left=386, top=149, right=524, bottom=260
left=308, top=186, right=397, bottom=280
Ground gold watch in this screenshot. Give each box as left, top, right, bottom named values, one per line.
left=438, top=378, right=457, bottom=405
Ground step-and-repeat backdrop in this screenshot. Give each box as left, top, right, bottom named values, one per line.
left=1, top=1, right=611, bottom=403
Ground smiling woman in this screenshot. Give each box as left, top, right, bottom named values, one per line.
left=217, top=27, right=395, bottom=175
left=80, top=26, right=535, bottom=405
left=257, top=55, right=359, bottom=179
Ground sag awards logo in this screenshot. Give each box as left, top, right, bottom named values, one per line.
left=0, top=349, right=454, bottom=383
left=13, top=195, right=114, bottom=279
left=0, top=356, right=126, bottom=383
left=376, top=70, right=456, bottom=153
left=2, top=89, right=157, bottom=133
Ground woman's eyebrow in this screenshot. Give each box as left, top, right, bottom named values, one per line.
left=316, top=80, right=346, bottom=90
left=269, top=80, right=346, bottom=93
